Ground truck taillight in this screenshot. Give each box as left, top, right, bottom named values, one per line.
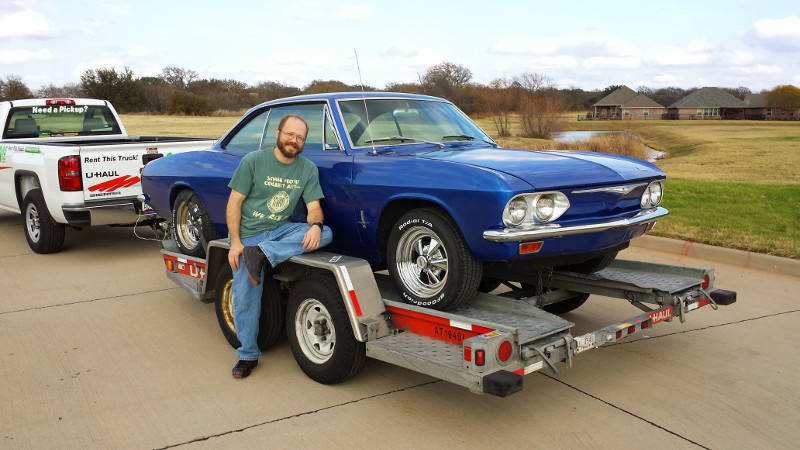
left=46, top=99, right=76, bottom=105
left=58, top=156, right=82, bottom=191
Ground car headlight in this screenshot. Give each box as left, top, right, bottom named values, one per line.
left=641, top=181, right=664, bottom=208
left=504, top=197, right=528, bottom=225
left=503, top=192, right=570, bottom=227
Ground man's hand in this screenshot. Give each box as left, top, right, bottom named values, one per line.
left=302, top=225, right=321, bottom=251
left=229, top=240, right=244, bottom=270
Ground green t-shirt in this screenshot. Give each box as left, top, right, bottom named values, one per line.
left=228, top=148, right=324, bottom=238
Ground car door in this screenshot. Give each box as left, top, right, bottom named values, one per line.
left=258, top=102, right=361, bottom=256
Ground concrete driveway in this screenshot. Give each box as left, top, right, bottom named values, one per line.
left=1, top=209, right=797, bottom=449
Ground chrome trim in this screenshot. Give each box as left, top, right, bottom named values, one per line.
left=483, top=207, right=668, bottom=243
left=572, top=183, right=647, bottom=195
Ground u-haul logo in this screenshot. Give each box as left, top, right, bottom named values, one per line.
left=647, top=307, right=673, bottom=324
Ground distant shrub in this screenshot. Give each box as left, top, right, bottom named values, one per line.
left=170, top=91, right=210, bottom=115
left=496, top=132, right=647, bottom=159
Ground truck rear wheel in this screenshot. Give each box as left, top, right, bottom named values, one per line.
left=286, top=275, right=366, bottom=385
left=173, top=189, right=219, bottom=257
left=214, top=264, right=284, bottom=351
left=23, top=189, right=65, bottom=254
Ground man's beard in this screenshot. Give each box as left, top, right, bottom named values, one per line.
left=276, top=139, right=302, bottom=159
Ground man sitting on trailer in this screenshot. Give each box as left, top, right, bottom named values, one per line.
left=226, top=114, right=333, bottom=379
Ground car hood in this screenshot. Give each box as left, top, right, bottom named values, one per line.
left=417, top=147, right=662, bottom=189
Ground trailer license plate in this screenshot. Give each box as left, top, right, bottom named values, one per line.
left=575, top=334, right=595, bottom=354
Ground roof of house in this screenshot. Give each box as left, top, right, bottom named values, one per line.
left=625, top=94, right=665, bottom=108
left=745, top=93, right=767, bottom=108
left=668, top=87, right=748, bottom=108
left=594, top=85, right=663, bottom=108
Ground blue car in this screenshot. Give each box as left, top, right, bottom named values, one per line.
left=142, top=92, right=667, bottom=311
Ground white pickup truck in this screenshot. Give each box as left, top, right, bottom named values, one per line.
left=0, top=98, right=216, bottom=253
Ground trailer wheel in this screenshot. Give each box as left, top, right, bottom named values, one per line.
left=542, top=292, right=591, bottom=314
left=387, top=208, right=481, bottom=311
left=286, top=275, right=365, bottom=385
left=214, top=264, right=284, bottom=351
left=173, top=189, right=219, bottom=257
left=23, top=189, right=65, bottom=254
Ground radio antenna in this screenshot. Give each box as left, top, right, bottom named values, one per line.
left=354, top=49, right=376, bottom=156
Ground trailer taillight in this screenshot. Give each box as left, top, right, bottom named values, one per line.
left=702, top=274, right=710, bottom=290
left=475, top=349, right=486, bottom=366
left=58, top=156, right=82, bottom=191
left=46, top=99, right=76, bottom=105
left=498, top=341, right=513, bottom=362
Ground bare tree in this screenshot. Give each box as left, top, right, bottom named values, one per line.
left=1, top=75, right=33, bottom=100
left=480, top=77, right=516, bottom=137
left=519, top=93, right=566, bottom=139
left=36, top=82, right=84, bottom=98
left=161, top=66, right=199, bottom=89
left=515, top=72, right=556, bottom=96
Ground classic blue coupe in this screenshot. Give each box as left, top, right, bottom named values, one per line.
left=141, top=92, right=667, bottom=311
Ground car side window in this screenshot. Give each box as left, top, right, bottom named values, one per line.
left=222, top=109, right=270, bottom=154
left=324, top=107, right=340, bottom=150
left=261, top=103, right=334, bottom=152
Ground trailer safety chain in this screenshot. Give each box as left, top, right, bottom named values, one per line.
left=535, top=267, right=554, bottom=299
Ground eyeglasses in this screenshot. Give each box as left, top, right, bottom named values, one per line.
left=279, top=130, right=306, bottom=143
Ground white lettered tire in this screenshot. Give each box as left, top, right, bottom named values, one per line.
left=387, top=208, right=481, bottom=311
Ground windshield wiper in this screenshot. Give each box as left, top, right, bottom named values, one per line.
left=442, top=134, right=498, bottom=147
left=364, top=135, right=444, bottom=149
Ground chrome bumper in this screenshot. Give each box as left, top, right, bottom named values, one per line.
left=482, top=207, right=668, bottom=243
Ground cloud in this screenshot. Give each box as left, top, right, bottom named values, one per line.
left=0, top=47, right=52, bottom=63
left=752, top=16, right=800, bottom=51
left=0, top=10, right=55, bottom=38
left=644, top=45, right=711, bottom=66
left=381, top=45, right=418, bottom=57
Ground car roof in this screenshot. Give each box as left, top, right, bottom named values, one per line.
left=258, top=91, right=448, bottom=107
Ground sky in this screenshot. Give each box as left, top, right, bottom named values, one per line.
left=2, top=0, right=799, bottom=93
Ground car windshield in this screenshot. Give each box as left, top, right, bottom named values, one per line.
left=3, top=104, right=122, bottom=139
left=338, top=98, right=495, bottom=149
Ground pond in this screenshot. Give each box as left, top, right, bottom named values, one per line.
left=551, top=130, right=666, bottom=162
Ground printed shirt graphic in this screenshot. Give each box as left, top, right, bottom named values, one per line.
left=228, top=148, right=323, bottom=238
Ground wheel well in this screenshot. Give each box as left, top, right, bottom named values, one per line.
left=14, top=171, right=40, bottom=210
left=376, top=199, right=450, bottom=264
left=169, top=185, right=191, bottom=212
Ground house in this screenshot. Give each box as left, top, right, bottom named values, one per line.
left=744, top=93, right=767, bottom=120
left=666, top=87, right=748, bottom=120
left=746, top=92, right=800, bottom=120
left=592, top=86, right=665, bottom=120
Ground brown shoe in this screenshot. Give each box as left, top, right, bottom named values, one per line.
left=232, top=359, right=258, bottom=378
left=243, top=246, right=266, bottom=286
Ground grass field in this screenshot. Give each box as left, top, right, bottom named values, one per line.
left=122, top=113, right=800, bottom=259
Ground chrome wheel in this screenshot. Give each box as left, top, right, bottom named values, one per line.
left=175, top=199, right=202, bottom=251
left=294, top=298, right=336, bottom=364
left=395, top=226, right=448, bottom=299
left=25, top=202, right=41, bottom=243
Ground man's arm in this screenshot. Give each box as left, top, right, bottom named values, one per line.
left=227, top=190, right=246, bottom=270
left=302, top=200, right=324, bottom=250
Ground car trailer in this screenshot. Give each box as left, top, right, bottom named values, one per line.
left=159, top=238, right=735, bottom=397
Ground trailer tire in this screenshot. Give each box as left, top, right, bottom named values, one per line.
left=173, top=189, right=219, bottom=257
left=23, top=189, right=65, bottom=254
left=387, top=208, right=481, bottom=311
left=542, top=292, right=591, bottom=314
left=214, top=264, right=284, bottom=351
left=286, top=275, right=366, bottom=385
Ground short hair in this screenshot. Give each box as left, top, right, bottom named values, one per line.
left=278, top=114, right=308, bottom=135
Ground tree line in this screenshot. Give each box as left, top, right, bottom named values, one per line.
left=2, top=61, right=798, bottom=137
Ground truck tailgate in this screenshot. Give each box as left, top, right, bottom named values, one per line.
left=80, top=140, right=212, bottom=202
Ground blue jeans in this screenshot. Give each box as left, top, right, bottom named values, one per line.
left=232, top=222, right=333, bottom=361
